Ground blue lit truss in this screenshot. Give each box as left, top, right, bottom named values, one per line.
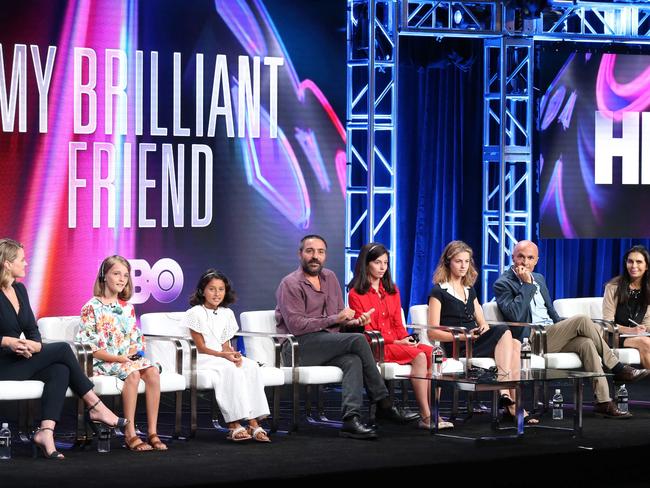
left=346, top=1, right=650, bottom=302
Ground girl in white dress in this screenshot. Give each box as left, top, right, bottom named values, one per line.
left=181, top=269, right=271, bottom=442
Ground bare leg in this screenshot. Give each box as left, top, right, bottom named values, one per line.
left=508, top=338, right=521, bottom=401
left=502, top=339, right=537, bottom=423
left=410, top=352, right=430, bottom=420
left=140, top=367, right=161, bottom=435
left=494, top=330, right=514, bottom=397
left=121, top=370, right=141, bottom=440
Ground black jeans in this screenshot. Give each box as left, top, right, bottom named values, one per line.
left=0, top=342, right=94, bottom=422
left=282, top=331, right=388, bottom=419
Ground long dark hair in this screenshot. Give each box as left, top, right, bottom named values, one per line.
left=189, top=269, right=237, bottom=307
left=347, top=242, right=396, bottom=295
left=609, top=245, right=650, bottom=310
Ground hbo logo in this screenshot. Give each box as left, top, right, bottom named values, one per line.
left=129, top=258, right=183, bottom=304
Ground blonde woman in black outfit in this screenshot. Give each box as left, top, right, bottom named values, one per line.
left=0, top=239, right=126, bottom=459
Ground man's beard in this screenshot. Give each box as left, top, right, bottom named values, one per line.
left=302, top=259, right=322, bottom=276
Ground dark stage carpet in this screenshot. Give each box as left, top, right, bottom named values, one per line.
left=2, top=380, right=650, bottom=488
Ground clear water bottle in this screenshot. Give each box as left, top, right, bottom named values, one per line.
left=520, top=337, right=532, bottom=371
left=432, top=343, right=445, bottom=376
left=97, top=425, right=111, bottom=453
left=552, top=389, right=564, bottom=420
left=0, top=423, right=11, bottom=460
left=616, top=384, right=629, bottom=414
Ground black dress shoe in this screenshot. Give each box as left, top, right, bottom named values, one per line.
left=613, top=365, right=650, bottom=383
left=593, top=401, right=632, bottom=419
left=375, top=404, right=409, bottom=424
left=339, top=416, right=378, bottom=440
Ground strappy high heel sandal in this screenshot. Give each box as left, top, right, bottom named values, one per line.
left=85, top=399, right=129, bottom=433
left=31, top=427, right=64, bottom=460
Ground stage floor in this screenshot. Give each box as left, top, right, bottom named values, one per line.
left=2, top=382, right=650, bottom=487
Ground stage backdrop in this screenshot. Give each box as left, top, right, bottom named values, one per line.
left=0, top=0, right=346, bottom=317
left=538, top=43, right=650, bottom=239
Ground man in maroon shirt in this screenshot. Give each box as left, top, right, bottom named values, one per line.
left=275, top=235, right=409, bottom=439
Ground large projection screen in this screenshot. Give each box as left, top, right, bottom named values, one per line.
left=0, top=0, right=346, bottom=316
left=538, top=44, right=650, bottom=239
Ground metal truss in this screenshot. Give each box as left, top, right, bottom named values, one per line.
left=346, top=1, right=649, bottom=302
left=482, top=37, right=533, bottom=303
left=346, top=0, right=399, bottom=288
left=401, top=0, right=501, bottom=36
left=533, top=1, right=650, bottom=41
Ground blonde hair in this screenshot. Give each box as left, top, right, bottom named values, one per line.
left=93, top=255, right=133, bottom=301
left=432, top=240, right=478, bottom=287
left=0, top=238, right=23, bottom=288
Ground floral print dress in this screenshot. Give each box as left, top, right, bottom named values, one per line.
left=77, top=297, right=154, bottom=380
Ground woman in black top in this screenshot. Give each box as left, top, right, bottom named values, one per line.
left=0, top=239, right=126, bottom=459
left=603, top=245, right=650, bottom=368
left=427, top=241, right=537, bottom=422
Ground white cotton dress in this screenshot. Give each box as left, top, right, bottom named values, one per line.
left=181, top=305, right=270, bottom=423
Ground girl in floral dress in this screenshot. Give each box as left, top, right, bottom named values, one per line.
left=77, top=255, right=168, bottom=452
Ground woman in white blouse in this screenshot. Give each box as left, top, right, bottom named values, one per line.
left=181, top=269, right=270, bottom=442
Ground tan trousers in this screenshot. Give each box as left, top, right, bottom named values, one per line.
left=545, top=315, right=618, bottom=403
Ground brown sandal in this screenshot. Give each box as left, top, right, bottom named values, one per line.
left=125, top=435, right=153, bottom=451
left=147, top=433, right=168, bottom=451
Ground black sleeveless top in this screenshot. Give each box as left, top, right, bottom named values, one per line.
left=614, top=288, right=646, bottom=327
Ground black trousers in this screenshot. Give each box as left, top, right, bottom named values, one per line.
left=0, top=342, right=94, bottom=422
left=282, top=331, right=388, bottom=420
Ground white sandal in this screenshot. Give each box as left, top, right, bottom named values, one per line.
left=418, top=417, right=454, bottom=430
left=227, top=426, right=251, bottom=442
left=247, top=425, right=271, bottom=443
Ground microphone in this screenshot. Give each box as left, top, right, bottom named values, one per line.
left=128, top=350, right=144, bottom=361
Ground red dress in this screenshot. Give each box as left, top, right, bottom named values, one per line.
left=348, top=283, right=432, bottom=368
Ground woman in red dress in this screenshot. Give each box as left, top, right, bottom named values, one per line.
left=348, top=242, right=453, bottom=430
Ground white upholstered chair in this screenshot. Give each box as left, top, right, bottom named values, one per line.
left=0, top=379, right=46, bottom=442
left=481, top=302, right=560, bottom=370
left=38, top=316, right=187, bottom=438
left=141, top=311, right=285, bottom=434
left=409, top=304, right=512, bottom=371
left=239, top=310, right=343, bottom=431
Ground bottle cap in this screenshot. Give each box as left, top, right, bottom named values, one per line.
left=1, top=423, right=6, bottom=428
left=555, top=389, right=561, bottom=394
left=523, top=337, right=528, bottom=343
left=620, top=384, right=625, bottom=388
